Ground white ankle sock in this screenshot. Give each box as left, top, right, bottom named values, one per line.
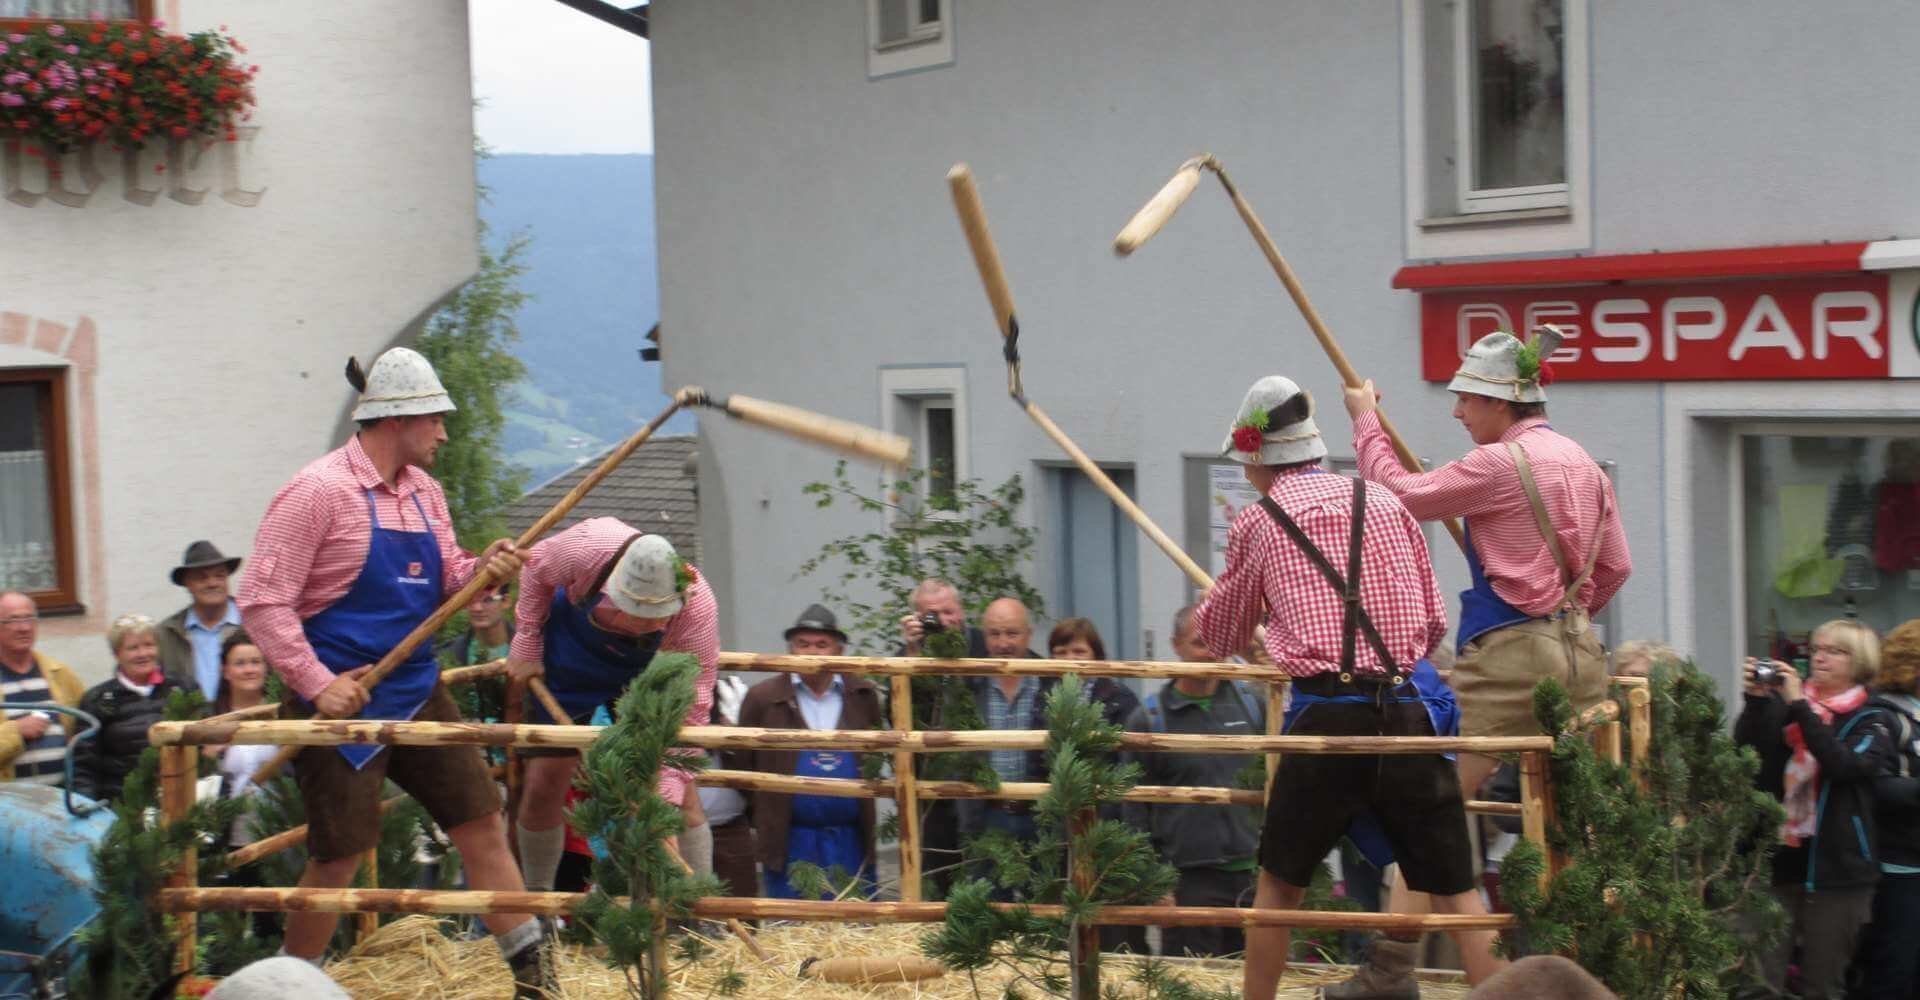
left=496, top=916, right=542, bottom=959
left=517, top=822, right=566, bottom=893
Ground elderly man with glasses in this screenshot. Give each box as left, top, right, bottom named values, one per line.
left=0, top=591, right=84, bottom=786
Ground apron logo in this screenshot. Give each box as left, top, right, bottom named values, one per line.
left=407, top=562, right=423, bottom=577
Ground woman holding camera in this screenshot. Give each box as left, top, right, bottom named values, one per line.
left=1733, top=618, right=1891, bottom=1000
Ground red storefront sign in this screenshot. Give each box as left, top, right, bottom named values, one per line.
left=1417, top=274, right=1891, bottom=382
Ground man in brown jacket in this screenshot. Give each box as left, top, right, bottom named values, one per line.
left=738, top=604, right=883, bottom=899
left=0, top=591, right=85, bottom=785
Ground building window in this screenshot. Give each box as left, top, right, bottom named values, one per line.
left=1455, top=0, right=1567, bottom=213
left=879, top=366, right=967, bottom=509
left=0, top=368, right=78, bottom=612
left=0, top=1, right=151, bottom=27
left=1739, top=428, right=1920, bottom=669
left=867, top=0, right=953, bottom=79
left=1402, top=0, right=1589, bottom=257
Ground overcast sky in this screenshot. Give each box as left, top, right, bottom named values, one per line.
left=469, top=0, right=654, bottom=155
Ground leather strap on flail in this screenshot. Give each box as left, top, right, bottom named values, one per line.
left=1506, top=441, right=1601, bottom=612
left=1003, top=313, right=1025, bottom=403
left=1259, top=477, right=1401, bottom=677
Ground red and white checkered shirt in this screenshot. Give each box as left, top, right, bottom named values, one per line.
left=1352, top=413, right=1630, bottom=618
left=509, top=517, right=719, bottom=806
left=236, top=435, right=482, bottom=702
left=1194, top=467, right=1447, bottom=678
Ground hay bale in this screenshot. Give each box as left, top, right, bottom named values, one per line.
left=318, top=916, right=1474, bottom=998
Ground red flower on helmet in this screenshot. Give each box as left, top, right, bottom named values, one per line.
left=1538, top=361, right=1556, bottom=386
left=1232, top=425, right=1265, bottom=455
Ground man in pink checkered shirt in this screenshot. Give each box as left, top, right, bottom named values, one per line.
left=1193, top=376, right=1504, bottom=999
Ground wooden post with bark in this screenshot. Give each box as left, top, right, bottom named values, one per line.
left=159, top=744, right=199, bottom=979
left=1067, top=807, right=1101, bottom=1000
left=890, top=674, right=922, bottom=902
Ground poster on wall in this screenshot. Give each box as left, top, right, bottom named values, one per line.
left=1207, top=464, right=1263, bottom=578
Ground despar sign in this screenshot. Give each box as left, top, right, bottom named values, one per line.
left=1420, top=274, right=1892, bottom=381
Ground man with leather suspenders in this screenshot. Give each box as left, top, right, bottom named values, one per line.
left=237, top=349, right=549, bottom=994
left=506, top=519, right=720, bottom=899
left=1192, top=376, right=1505, bottom=1000
left=1345, top=329, right=1631, bottom=806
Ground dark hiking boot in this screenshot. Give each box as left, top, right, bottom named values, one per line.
left=1320, top=937, right=1421, bottom=999
left=506, top=936, right=558, bottom=999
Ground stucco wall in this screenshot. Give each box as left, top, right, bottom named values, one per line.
left=1, top=0, right=480, bottom=679
left=650, top=1, right=1920, bottom=681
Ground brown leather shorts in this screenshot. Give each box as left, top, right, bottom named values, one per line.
left=286, top=683, right=502, bottom=861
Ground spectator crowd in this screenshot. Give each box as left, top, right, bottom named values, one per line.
left=10, top=551, right=1920, bottom=992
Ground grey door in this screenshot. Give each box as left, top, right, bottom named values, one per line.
left=1048, top=466, right=1140, bottom=661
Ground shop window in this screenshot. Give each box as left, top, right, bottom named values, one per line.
left=0, top=368, right=79, bottom=612
left=867, top=0, right=953, bottom=79
left=1740, top=430, right=1920, bottom=669
left=0, top=1, right=151, bottom=28
left=879, top=366, right=967, bottom=511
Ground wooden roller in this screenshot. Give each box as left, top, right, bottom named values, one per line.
left=1113, top=154, right=1210, bottom=256
left=691, top=389, right=911, bottom=468
left=799, top=955, right=948, bottom=984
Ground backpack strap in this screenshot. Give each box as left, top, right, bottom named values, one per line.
left=1258, top=478, right=1401, bottom=676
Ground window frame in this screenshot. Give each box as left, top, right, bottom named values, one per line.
left=0, top=366, right=80, bottom=614
left=0, top=1, right=154, bottom=32
left=1450, top=0, right=1570, bottom=215
left=867, top=0, right=954, bottom=79
left=878, top=365, right=968, bottom=516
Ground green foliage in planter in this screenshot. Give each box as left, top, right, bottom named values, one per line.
left=0, top=18, right=256, bottom=156
left=1500, top=664, right=1785, bottom=999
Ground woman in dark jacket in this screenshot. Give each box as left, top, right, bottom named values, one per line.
left=1048, top=616, right=1147, bottom=953
left=73, top=614, right=185, bottom=803
left=1861, top=618, right=1920, bottom=999
left=1733, top=618, right=1893, bottom=1000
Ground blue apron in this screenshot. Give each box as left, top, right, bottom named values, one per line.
left=1455, top=524, right=1533, bottom=654
left=1282, top=659, right=1460, bottom=870
left=765, top=747, right=870, bottom=900
left=535, top=586, right=662, bottom=723
left=303, top=491, right=443, bottom=769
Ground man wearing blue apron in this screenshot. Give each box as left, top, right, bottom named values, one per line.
left=1191, top=375, right=1505, bottom=1000
left=737, top=605, right=882, bottom=899
left=237, top=348, right=552, bottom=995
left=507, top=520, right=721, bottom=896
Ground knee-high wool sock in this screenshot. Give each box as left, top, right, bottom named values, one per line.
left=517, top=822, right=567, bottom=893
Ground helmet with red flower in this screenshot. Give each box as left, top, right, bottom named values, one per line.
left=1447, top=326, right=1566, bottom=403
left=1220, top=375, right=1325, bottom=466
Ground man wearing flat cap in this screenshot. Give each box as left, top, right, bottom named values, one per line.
left=505, top=520, right=720, bottom=899
left=737, top=604, right=882, bottom=899
left=156, top=540, right=245, bottom=699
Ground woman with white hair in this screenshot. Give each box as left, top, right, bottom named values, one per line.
left=72, top=614, right=186, bottom=802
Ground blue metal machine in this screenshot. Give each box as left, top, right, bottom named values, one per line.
left=0, top=705, right=110, bottom=999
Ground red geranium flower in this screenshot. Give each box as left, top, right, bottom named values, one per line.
left=1538, top=361, right=1556, bottom=386
left=1232, top=425, right=1265, bottom=455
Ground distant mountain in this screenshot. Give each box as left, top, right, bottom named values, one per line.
left=477, top=153, right=695, bottom=483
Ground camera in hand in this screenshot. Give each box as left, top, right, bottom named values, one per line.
left=918, top=611, right=946, bottom=635
left=1753, top=661, right=1785, bottom=686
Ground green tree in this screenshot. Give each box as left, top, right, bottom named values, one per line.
left=1500, top=664, right=1785, bottom=999
left=415, top=215, right=532, bottom=548
left=796, top=462, right=1046, bottom=654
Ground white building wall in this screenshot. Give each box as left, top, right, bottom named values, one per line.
left=650, top=1, right=1920, bottom=674
left=1, top=0, right=479, bottom=679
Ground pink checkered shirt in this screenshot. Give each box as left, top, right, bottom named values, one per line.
left=236, top=435, right=482, bottom=702
left=1195, top=467, right=1447, bottom=678
left=1352, top=413, right=1630, bottom=618
left=509, top=517, right=719, bottom=806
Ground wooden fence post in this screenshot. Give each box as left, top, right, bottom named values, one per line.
left=1517, top=749, right=1554, bottom=891
left=890, top=675, right=921, bottom=902
left=159, top=744, right=199, bottom=979
left=357, top=850, right=379, bottom=939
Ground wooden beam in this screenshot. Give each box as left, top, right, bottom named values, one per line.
left=150, top=719, right=1554, bottom=756
left=156, top=888, right=1518, bottom=932
left=159, top=745, right=198, bottom=979
left=717, top=651, right=1285, bottom=683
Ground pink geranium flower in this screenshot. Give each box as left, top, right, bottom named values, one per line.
left=45, top=24, right=65, bottom=36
